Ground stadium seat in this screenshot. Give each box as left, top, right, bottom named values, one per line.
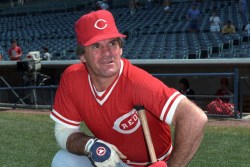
left=0, top=0, right=250, bottom=60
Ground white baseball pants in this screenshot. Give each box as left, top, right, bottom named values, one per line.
left=51, top=150, right=130, bottom=167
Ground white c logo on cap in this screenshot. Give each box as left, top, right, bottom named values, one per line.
left=94, top=19, right=107, bottom=30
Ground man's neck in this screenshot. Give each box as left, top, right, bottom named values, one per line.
left=89, top=73, right=119, bottom=92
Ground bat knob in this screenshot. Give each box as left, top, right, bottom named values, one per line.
left=148, top=161, right=167, bottom=167
left=134, top=105, right=144, bottom=111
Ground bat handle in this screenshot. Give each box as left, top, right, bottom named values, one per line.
left=138, top=109, right=158, bottom=163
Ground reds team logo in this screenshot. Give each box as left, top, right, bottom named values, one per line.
left=94, top=19, right=107, bottom=30
left=113, top=109, right=141, bottom=134
left=96, top=147, right=106, bottom=156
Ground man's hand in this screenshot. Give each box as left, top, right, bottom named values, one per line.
left=149, top=161, right=167, bottom=167
left=88, top=139, right=126, bottom=167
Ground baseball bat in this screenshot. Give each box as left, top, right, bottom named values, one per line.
left=137, top=108, right=157, bottom=163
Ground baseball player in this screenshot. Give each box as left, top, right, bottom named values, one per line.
left=50, top=10, right=207, bottom=167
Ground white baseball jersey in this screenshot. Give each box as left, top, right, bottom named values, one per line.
left=245, top=24, right=250, bottom=33
left=210, top=16, right=221, bottom=27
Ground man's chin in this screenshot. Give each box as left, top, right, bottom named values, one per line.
left=102, top=69, right=119, bottom=78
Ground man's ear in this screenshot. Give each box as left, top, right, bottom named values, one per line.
left=79, top=54, right=86, bottom=62
left=120, top=48, right=123, bottom=57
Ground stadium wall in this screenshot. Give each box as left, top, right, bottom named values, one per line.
left=1, top=59, right=250, bottom=112
left=1, top=58, right=250, bottom=94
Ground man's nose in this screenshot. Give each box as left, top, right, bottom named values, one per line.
left=101, top=45, right=112, bottom=56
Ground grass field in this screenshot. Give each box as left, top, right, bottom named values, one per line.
left=0, top=112, right=250, bottom=167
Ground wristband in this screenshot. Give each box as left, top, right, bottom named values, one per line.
left=84, top=138, right=95, bottom=154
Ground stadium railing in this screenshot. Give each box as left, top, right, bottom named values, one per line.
left=0, top=85, right=57, bottom=110
left=0, top=68, right=241, bottom=119
left=152, top=68, right=241, bottom=119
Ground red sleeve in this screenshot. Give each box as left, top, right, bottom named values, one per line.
left=132, top=71, right=186, bottom=125
left=18, top=47, right=22, bottom=55
left=50, top=70, right=82, bottom=129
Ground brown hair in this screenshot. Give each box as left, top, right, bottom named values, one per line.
left=75, top=38, right=124, bottom=57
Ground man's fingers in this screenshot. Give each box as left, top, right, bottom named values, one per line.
left=112, top=146, right=127, bottom=159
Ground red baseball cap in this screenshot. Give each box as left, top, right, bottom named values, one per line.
left=75, top=10, right=126, bottom=46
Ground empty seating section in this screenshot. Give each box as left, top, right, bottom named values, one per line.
left=0, top=12, right=81, bottom=60
left=1, top=0, right=92, bottom=15
left=0, top=0, right=250, bottom=60
left=123, top=32, right=250, bottom=59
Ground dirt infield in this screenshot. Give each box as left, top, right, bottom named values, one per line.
left=208, top=119, right=250, bottom=128
left=0, top=108, right=50, bottom=115
left=1, top=109, right=250, bottom=128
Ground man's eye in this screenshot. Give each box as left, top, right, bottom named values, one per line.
left=92, top=44, right=99, bottom=49
left=109, top=41, right=118, bottom=46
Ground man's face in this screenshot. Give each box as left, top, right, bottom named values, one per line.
left=12, top=42, right=17, bottom=48
left=179, top=83, right=185, bottom=90
left=80, top=38, right=122, bottom=78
